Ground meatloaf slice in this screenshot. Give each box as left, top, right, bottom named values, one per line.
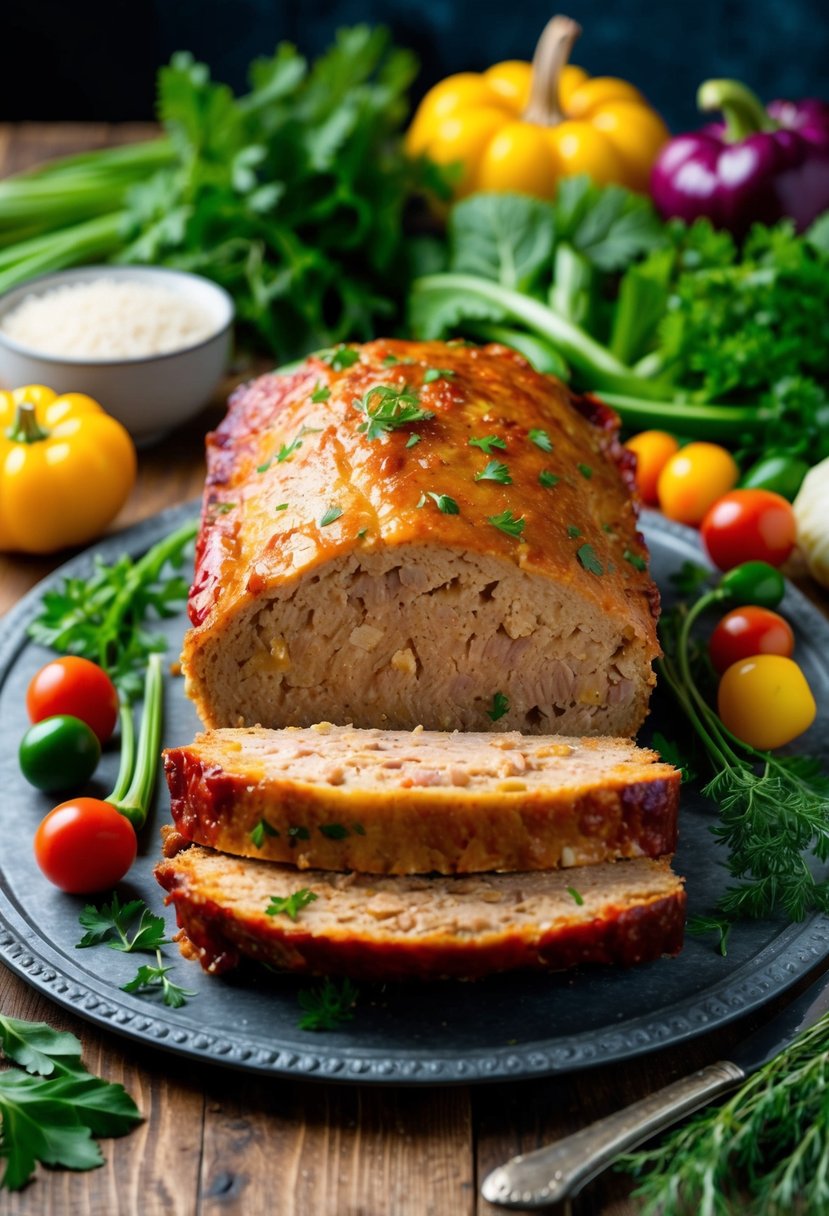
left=183, top=339, right=659, bottom=737
left=155, top=843, right=686, bottom=981
left=164, top=724, right=679, bottom=875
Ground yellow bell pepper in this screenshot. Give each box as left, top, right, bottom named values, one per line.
left=0, top=385, right=136, bottom=553
left=407, top=15, right=669, bottom=198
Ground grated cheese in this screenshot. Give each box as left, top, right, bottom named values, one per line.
left=2, top=278, right=217, bottom=359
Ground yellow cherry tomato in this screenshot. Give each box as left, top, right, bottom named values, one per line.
left=657, top=443, right=740, bottom=526
left=0, top=385, right=136, bottom=553
left=624, top=431, right=680, bottom=506
left=717, top=655, right=817, bottom=751
left=407, top=18, right=668, bottom=199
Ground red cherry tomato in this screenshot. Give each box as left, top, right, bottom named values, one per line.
left=27, top=657, right=119, bottom=745
left=709, top=606, right=795, bottom=675
left=701, top=489, right=797, bottom=571
left=33, top=799, right=137, bottom=894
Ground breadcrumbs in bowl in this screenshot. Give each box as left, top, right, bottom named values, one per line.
left=0, top=265, right=234, bottom=444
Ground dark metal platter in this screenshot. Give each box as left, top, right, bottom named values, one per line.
left=0, top=503, right=827, bottom=1086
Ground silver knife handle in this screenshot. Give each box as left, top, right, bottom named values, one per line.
left=481, top=1059, right=744, bottom=1210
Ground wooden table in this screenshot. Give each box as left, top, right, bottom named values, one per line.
left=0, top=124, right=825, bottom=1216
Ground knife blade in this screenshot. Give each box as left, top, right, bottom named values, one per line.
left=481, top=961, right=829, bottom=1210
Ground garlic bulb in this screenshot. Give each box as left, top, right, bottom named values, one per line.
left=793, top=456, right=829, bottom=588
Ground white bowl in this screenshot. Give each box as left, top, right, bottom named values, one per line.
left=0, top=265, right=234, bottom=444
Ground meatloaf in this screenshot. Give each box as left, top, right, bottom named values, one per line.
left=155, top=841, right=686, bottom=981
left=164, top=724, right=680, bottom=875
left=183, top=339, right=659, bottom=737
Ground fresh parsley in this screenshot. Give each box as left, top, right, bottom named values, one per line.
left=310, top=381, right=331, bottom=403
left=266, top=889, right=319, bottom=921
left=487, top=691, right=510, bottom=721
left=577, top=463, right=593, bottom=479
left=651, top=731, right=697, bottom=784
left=566, top=887, right=584, bottom=906
left=469, top=435, right=507, bottom=454
left=297, top=977, right=358, bottom=1031
left=318, top=345, right=359, bottom=371
left=576, top=543, right=604, bottom=575
left=529, top=428, right=553, bottom=452
left=319, top=505, right=344, bottom=527
left=212, top=501, right=235, bottom=514
left=418, top=492, right=460, bottom=515
left=488, top=510, right=525, bottom=538
left=624, top=548, right=648, bottom=572
left=77, top=895, right=168, bottom=953
left=474, top=460, right=512, bottom=485
left=319, top=823, right=349, bottom=840
left=0, top=1015, right=142, bottom=1191
left=287, top=825, right=311, bottom=844
left=275, top=502, right=289, bottom=511
left=406, top=433, right=422, bottom=448
left=566, top=525, right=581, bottom=539
left=539, top=470, right=559, bottom=488
left=423, top=367, right=455, bottom=383
left=258, top=424, right=323, bottom=471
left=27, top=520, right=196, bottom=701
left=121, top=950, right=196, bottom=1009
left=250, top=818, right=280, bottom=848
left=354, top=383, right=434, bottom=441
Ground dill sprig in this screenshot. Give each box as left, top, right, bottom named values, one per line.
left=620, top=1008, right=829, bottom=1215
left=658, top=579, right=829, bottom=927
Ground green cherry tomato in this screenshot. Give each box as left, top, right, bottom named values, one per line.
left=739, top=455, right=810, bottom=502
left=19, top=715, right=101, bottom=792
left=717, top=561, right=786, bottom=609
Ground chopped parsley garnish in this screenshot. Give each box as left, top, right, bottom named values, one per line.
left=297, top=977, right=358, bottom=1031
left=320, top=823, right=349, bottom=840
left=539, top=471, right=560, bottom=488
left=529, top=428, right=553, bottom=452
left=566, top=525, right=581, bottom=539
left=357, top=528, right=368, bottom=539
left=488, top=510, right=525, bottom=538
left=406, top=433, right=422, bottom=448
left=266, top=889, right=318, bottom=921
left=287, top=825, right=311, bottom=844
left=319, top=505, right=343, bottom=527
left=567, top=887, right=584, bottom=906
left=275, top=503, right=289, bottom=512
left=469, top=434, right=507, bottom=454
left=475, top=460, right=512, bottom=485
left=250, top=818, right=280, bottom=848
left=418, top=492, right=460, bottom=514
left=352, top=823, right=366, bottom=836
left=310, top=381, right=331, bottom=403
left=319, top=345, right=359, bottom=371
left=354, top=384, right=434, bottom=441
left=602, top=522, right=615, bottom=533
left=381, top=353, right=415, bottom=367
left=213, top=502, right=235, bottom=514
left=423, top=367, right=455, bottom=383
left=487, top=691, right=510, bottom=721
left=624, top=549, right=648, bottom=571
left=258, top=425, right=321, bottom=471
left=578, top=463, right=593, bottom=479
left=577, top=543, right=604, bottom=575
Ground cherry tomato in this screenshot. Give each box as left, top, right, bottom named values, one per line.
left=27, top=657, right=118, bottom=744
left=624, top=430, right=679, bottom=505
left=19, top=715, right=101, bottom=791
left=718, top=561, right=786, bottom=609
left=657, top=443, right=739, bottom=526
left=717, top=655, right=816, bottom=751
left=34, top=799, right=137, bottom=894
left=709, top=606, right=795, bottom=674
left=701, top=489, right=797, bottom=571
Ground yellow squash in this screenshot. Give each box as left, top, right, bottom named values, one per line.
left=0, top=385, right=136, bottom=553
left=407, top=15, right=669, bottom=198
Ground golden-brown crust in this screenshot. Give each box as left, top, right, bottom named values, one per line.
left=163, top=741, right=680, bottom=874
left=184, top=341, right=659, bottom=723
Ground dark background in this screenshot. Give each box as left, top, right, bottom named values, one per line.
left=2, top=0, right=828, bottom=131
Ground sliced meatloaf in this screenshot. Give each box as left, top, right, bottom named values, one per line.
left=164, top=724, right=680, bottom=875
left=155, top=841, right=686, bottom=981
left=183, top=339, right=659, bottom=737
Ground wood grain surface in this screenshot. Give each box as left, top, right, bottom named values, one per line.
left=0, top=124, right=825, bottom=1216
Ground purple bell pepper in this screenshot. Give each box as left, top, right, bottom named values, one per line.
left=651, top=79, right=829, bottom=235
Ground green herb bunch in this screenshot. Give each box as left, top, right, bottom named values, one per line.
left=622, top=1007, right=829, bottom=1215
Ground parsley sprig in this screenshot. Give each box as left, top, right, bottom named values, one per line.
left=469, top=435, right=506, bottom=454
left=475, top=460, right=511, bottom=484
left=0, top=1015, right=142, bottom=1191
left=488, top=510, right=525, bottom=538
left=121, top=950, right=197, bottom=1009
left=297, top=978, right=359, bottom=1031
left=266, top=889, right=318, bottom=921
left=27, top=520, right=196, bottom=701
left=77, top=894, right=168, bottom=952
left=354, top=384, right=434, bottom=440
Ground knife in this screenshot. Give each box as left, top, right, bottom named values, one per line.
left=481, top=962, right=829, bottom=1210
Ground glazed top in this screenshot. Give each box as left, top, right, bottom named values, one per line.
left=187, top=339, right=658, bottom=646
